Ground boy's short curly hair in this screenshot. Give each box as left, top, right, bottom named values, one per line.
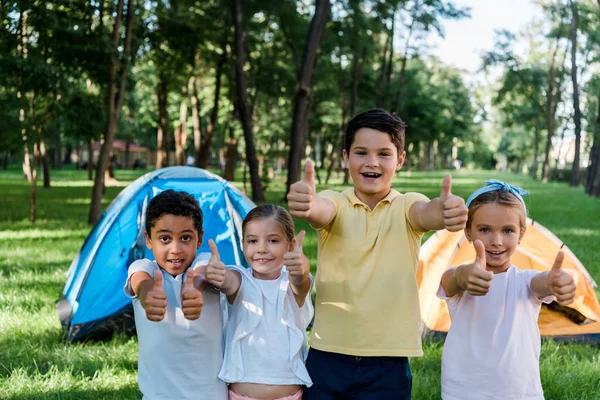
left=145, top=190, right=203, bottom=237
left=344, top=108, right=407, bottom=155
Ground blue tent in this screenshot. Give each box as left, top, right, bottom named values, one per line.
left=57, top=167, right=255, bottom=342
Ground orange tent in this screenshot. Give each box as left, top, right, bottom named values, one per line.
left=417, top=219, right=600, bottom=341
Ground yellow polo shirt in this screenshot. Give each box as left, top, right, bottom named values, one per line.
left=309, top=188, right=429, bottom=357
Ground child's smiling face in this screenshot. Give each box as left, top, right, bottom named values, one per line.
left=465, top=203, right=524, bottom=273
left=343, top=128, right=405, bottom=208
left=145, top=214, right=202, bottom=277
left=243, top=217, right=293, bottom=280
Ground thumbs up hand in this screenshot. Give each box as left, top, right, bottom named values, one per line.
left=143, top=270, right=167, bottom=322
left=548, top=251, right=576, bottom=306
left=455, top=240, right=494, bottom=296
left=284, top=230, right=309, bottom=286
left=287, top=159, right=316, bottom=219
left=181, top=267, right=204, bottom=320
left=439, top=175, right=468, bottom=232
left=205, top=240, right=227, bottom=289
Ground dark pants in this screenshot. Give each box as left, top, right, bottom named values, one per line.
left=303, top=348, right=412, bottom=400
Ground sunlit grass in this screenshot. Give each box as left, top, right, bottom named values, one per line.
left=1, top=166, right=599, bottom=399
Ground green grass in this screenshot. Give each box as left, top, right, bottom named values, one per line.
left=1, top=166, right=599, bottom=399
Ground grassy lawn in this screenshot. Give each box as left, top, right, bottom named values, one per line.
left=1, top=166, right=599, bottom=399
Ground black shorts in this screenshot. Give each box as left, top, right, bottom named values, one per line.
left=303, top=348, right=412, bottom=400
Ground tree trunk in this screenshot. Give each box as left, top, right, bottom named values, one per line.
left=88, top=0, right=134, bottom=225
left=224, top=126, right=238, bottom=181
left=173, top=84, right=188, bottom=166
left=232, top=0, right=265, bottom=201
left=53, top=126, right=62, bottom=169
left=376, top=28, right=391, bottom=108
left=384, top=9, right=396, bottom=111
left=198, top=45, right=226, bottom=168
left=552, top=121, right=569, bottom=181
left=156, top=73, right=169, bottom=169
left=585, top=93, right=600, bottom=197
left=285, top=0, right=330, bottom=197
left=394, top=15, right=415, bottom=115
left=530, top=130, right=540, bottom=180
left=41, top=139, right=50, bottom=188
left=87, top=138, right=93, bottom=180
left=569, top=0, right=582, bottom=187
left=190, top=77, right=203, bottom=168
left=124, top=140, right=131, bottom=169
left=542, top=41, right=559, bottom=183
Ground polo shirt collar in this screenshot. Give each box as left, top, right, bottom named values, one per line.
left=343, top=188, right=400, bottom=208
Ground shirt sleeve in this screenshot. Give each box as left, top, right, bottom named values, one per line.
left=123, top=258, right=158, bottom=299
left=523, top=269, right=554, bottom=305
left=402, top=192, right=430, bottom=233
left=316, top=189, right=341, bottom=231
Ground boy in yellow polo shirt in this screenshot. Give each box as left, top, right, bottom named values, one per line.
left=287, top=108, right=468, bottom=399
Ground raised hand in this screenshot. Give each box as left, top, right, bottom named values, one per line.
left=284, top=230, right=309, bottom=285
left=287, top=159, right=316, bottom=219
left=440, top=175, right=468, bottom=232
left=456, top=240, right=494, bottom=296
left=548, top=251, right=576, bottom=306
left=181, top=267, right=203, bottom=320
left=143, top=270, right=167, bottom=322
left=205, top=239, right=227, bottom=288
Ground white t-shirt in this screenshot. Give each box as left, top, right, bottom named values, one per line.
left=438, top=266, right=553, bottom=400
left=124, top=254, right=227, bottom=400
left=218, top=265, right=313, bottom=387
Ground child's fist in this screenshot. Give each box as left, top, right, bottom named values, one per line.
left=287, top=159, right=316, bottom=219
left=440, top=175, right=468, bottom=232
left=143, top=270, right=167, bottom=322
left=456, top=240, right=493, bottom=296
left=181, top=267, right=203, bottom=320
left=548, top=251, right=576, bottom=306
left=205, top=239, right=227, bottom=288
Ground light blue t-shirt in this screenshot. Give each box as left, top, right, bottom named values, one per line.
left=124, top=254, right=227, bottom=400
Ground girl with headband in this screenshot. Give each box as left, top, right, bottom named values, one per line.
left=437, top=180, right=576, bottom=400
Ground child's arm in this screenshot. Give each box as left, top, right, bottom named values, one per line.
left=287, top=159, right=336, bottom=229
left=530, top=251, right=576, bottom=305
left=408, top=175, right=468, bottom=232
left=130, top=270, right=167, bottom=322
left=440, top=240, right=493, bottom=298
left=205, top=239, right=242, bottom=303
left=284, top=230, right=311, bottom=307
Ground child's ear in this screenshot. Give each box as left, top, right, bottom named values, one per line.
left=342, top=149, right=349, bottom=169
left=145, top=232, right=153, bottom=250
left=396, top=151, right=406, bottom=171
left=517, top=229, right=525, bottom=245
left=464, top=227, right=472, bottom=243
left=289, top=238, right=296, bottom=252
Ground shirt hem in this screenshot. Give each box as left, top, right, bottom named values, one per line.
left=310, top=343, right=423, bottom=357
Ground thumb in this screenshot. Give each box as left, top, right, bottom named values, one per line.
left=294, top=230, right=306, bottom=253
left=184, top=267, right=195, bottom=288
left=440, top=174, right=452, bottom=201
left=208, top=239, right=221, bottom=263
left=304, top=158, right=315, bottom=188
left=154, top=269, right=163, bottom=289
left=473, top=240, right=487, bottom=270
left=550, top=251, right=565, bottom=277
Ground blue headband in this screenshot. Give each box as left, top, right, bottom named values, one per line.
left=466, top=179, right=529, bottom=212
